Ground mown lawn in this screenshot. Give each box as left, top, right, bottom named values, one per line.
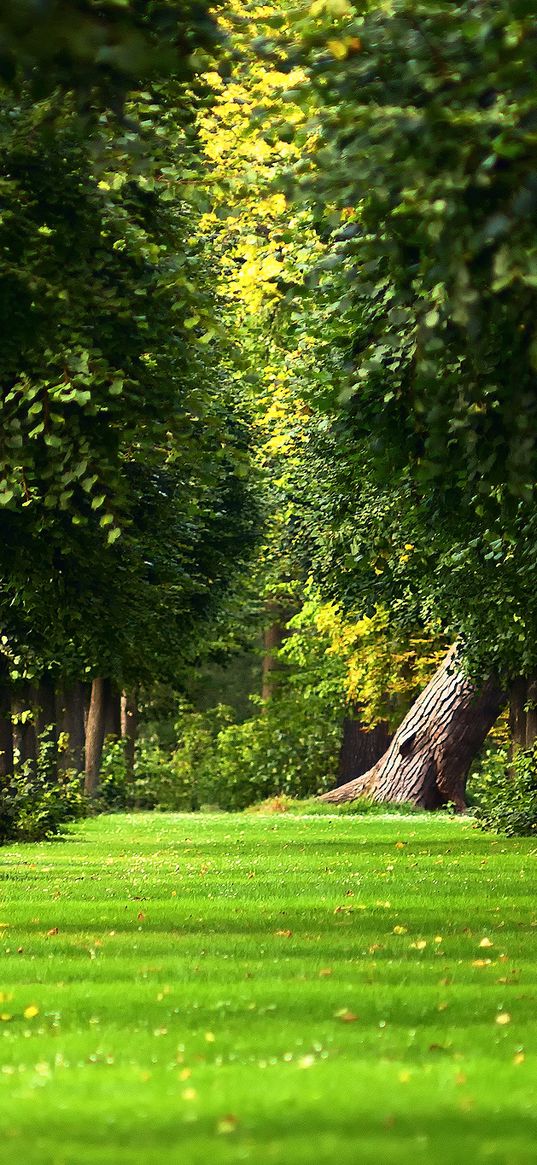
left=0, top=811, right=536, bottom=1165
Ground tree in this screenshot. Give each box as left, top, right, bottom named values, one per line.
left=248, top=0, right=537, bottom=801
left=0, top=7, right=260, bottom=810
left=323, top=648, right=504, bottom=809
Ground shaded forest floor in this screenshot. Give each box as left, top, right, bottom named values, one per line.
left=0, top=812, right=536, bottom=1164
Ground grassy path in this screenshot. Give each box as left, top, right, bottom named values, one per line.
left=1, top=812, right=537, bottom=1164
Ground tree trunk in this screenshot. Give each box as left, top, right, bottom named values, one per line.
left=104, top=686, right=121, bottom=738
left=261, top=600, right=285, bottom=705
left=84, top=677, right=107, bottom=796
left=0, top=662, right=13, bottom=784
left=337, top=714, right=392, bottom=786
left=121, top=689, right=138, bottom=777
left=11, top=683, right=37, bottom=775
left=509, top=675, right=537, bottom=751
left=56, top=682, right=86, bottom=773
left=36, top=675, right=58, bottom=782
left=321, top=647, right=504, bottom=810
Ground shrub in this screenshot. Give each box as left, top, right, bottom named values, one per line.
left=132, top=740, right=200, bottom=812
left=199, top=696, right=341, bottom=811
left=472, top=745, right=537, bottom=836
left=0, top=744, right=86, bottom=845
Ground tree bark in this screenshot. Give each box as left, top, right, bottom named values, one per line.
left=56, top=682, right=86, bottom=773
left=321, top=647, right=504, bottom=810
left=509, top=675, right=537, bottom=751
left=121, top=689, right=138, bottom=777
left=337, top=714, right=392, bottom=786
left=0, top=662, right=13, bottom=784
left=11, top=683, right=37, bottom=774
left=261, top=600, right=285, bottom=705
left=84, top=677, right=107, bottom=796
left=104, top=685, right=121, bottom=738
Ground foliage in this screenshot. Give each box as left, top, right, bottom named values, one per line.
left=256, top=0, right=537, bottom=685
left=0, top=758, right=85, bottom=844
left=283, top=591, right=445, bottom=728
left=200, top=696, right=338, bottom=810
left=473, top=745, right=537, bottom=837
left=0, top=0, right=221, bottom=104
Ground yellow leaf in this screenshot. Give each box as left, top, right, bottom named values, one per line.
left=410, top=939, right=427, bottom=950
left=327, top=39, right=348, bottom=60
left=496, top=1012, right=511, bottom=1025
left=205, top=1031, right=215, bottom=1043
left=0, top=1013, right=12, bottom=1022
left=514, top=1052, right=525, bottom=1065
left=479, top=937, right=493, bottom=948
left=23, top=1005, right=39, bottom=1020
left=399, top=1070, right=411, bottom=1084
left=393, top=925, right=407, bottom=935
left=217, top=1114, right=238, bottom=1134
left=182, top=1088, right=198, bottom=1101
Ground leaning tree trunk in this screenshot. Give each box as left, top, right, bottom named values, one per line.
left=337, top=714, right=392, bottom=786
left=84, top=677, right=108, bottom=796
left=321, top=647, right=504, bottom=810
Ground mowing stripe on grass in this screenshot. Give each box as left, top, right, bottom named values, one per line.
left=0, top=812, right=536, bottom=1164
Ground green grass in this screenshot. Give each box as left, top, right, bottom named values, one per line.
left=1, top=812, right=537, bottom=1165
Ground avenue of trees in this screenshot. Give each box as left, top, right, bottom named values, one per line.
left=1, top=0, right=537, bottom=837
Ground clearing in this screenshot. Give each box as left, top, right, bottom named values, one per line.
left=0, top=812, right=536, bottom=1164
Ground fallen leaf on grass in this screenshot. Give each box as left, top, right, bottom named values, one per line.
left=274, top=929, right=293, bottom=938
left=393, top=925, right=407, bottom=935
left=410, top=940, right=427, bottom=950
left=514, top=1052, right=525, bottom=1065
left=496, top=1012, right=511, bottom=1025
left=23, top=1005, right=39, bottom=1020
left=205, top=1031, right=215, bottom=1043
left=217, top=1114, right=238, bottom=1134
left=472, top=959, right=492, bottom=968
left=319, top=968, right=332, bottom=977
left=182, top=1088, right=197, bottom=1101
left=46, top=927, right=59, bottom=937
left=179, top=1068, right=192, bottom=1081
left=137, top=912, right=146, bottom=922
left=479, top=937, right=493, bottom=949
left=334, top=1008, right=359, bottom=1023
left=399, top=1070, right=411, bottom=1083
